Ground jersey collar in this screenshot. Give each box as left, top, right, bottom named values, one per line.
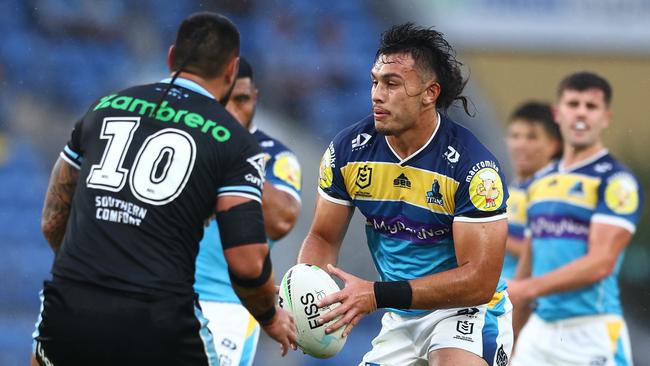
left=558, top=148, right=609, bottom=173
left=159, top=77, right=215, bottom=100
left=385, top=112, right=442, bottom=165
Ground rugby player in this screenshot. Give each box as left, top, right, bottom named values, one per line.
left=298, top=23, right=513, bottom=366
left=195, top=57, right=302, bottom=366
left=32, top=12, right=295, bottom=365
left=509, top=71, right=643, bottom=365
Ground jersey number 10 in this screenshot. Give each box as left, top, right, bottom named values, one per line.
left=86, top=117, right=197, bottom=205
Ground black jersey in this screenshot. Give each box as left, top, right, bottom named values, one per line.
left=53, top=77, right=266, bottom=296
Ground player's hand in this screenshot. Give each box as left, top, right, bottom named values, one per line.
left=260, top=305, right=297, bottom=356
left=316, top=264, right=376, bottom=337
left=506, top=279, right=536, bottom=304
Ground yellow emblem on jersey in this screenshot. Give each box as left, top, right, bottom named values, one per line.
left=604, top=173, right=638, bottom=215
left=319, top=143, right=335, bottom=189
left=469, top=168, right=504, bottom=211
left=273, top=152, right=301, bottom=191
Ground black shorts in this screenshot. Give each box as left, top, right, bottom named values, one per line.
left=33, top=278, right=218, bottom=366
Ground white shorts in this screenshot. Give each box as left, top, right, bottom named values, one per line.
left=360, top=291, right=513, bottom=366
left=512, top=313, right=632, bottom=366
left=199, top=301, right=260, bottom=366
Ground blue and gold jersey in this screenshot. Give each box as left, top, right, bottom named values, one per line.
left=194, top=127, right=302, bottom=303
left=527, top=150, right=642, bottom=321
left=502, top=179, right=531, bottom=280
left=319, top=114, right=509, bottom=315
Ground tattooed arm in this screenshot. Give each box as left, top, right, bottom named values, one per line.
left=41, top=157, right=79, bottom=252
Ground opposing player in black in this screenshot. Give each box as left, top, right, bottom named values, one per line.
left=33, top=12, right=296, bottom=366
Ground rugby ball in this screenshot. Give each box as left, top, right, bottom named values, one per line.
left=278, top=264, right=347, bottom=358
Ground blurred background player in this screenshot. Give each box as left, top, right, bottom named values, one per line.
left=299, top=23, right=513, bottom=366
left=509, top=71, right=643, bottom=365
left=32, top=12, right=296, bottom=365
left=194, top=57, right=302, bottom=366
left=502, top=101, right=561, bottom=281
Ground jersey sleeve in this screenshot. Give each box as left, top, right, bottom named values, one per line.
left=454, top=150, right=509, bottom=223
left=59, top=118, right=84, bottom=170
left=591, top=170, right=642, bottom=233
left=317, top=140, right=353, bottom=206
left=265, top=148, right=302, bottom=204
left=217, top=137, right=265, bottom=203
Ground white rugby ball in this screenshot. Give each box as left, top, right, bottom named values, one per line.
left=278, top=264, right=347, bottom=358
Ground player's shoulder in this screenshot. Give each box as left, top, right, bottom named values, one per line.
left=331, top=114, right=376, bottom=148
left=439, top=115, right=498, bottom=164
left=253, top=128, right=296, bottom=156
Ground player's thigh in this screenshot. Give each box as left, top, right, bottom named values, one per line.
left=429, top=348, right=488, bottom=366
left=359, top=312, right=427, bottom=366
left=510, top=314, right=550, bottom=366
left=200, top=300, right=260, bottom=366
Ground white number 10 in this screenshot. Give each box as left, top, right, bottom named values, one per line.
left=86, top=117, right=197, bottom=205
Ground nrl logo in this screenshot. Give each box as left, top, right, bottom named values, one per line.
left=355, top=165, right=373, bottom=189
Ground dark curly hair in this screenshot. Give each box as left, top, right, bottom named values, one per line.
left=376, top=23, right=470, bottom=115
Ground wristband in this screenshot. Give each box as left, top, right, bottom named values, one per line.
left=253, top=304, right=276, bottom=325
left=374, top=280, right=412, bottom=309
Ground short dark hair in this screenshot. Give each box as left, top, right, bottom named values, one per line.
left=376, top=23, right=469, bottom=114
left=557, top=71, right=612, bottom=106
left=172, top=12, right=240, bottom=79
left=237, top=57, right=254, bottom=81
left=510, top=101, right=561, bottom=142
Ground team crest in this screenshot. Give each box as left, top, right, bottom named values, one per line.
left=273, top=152, right=301, bottom=191
left=469, top=168, right=504, bottom=211
left=355, top=165, right=373, bottom=189
left=604, top=173, right=639, bottom=215
left=318, top=143, right=335, bottom=190
left=246, top=153, right=267, bottom=180
left=426, top=179, right=444, bottom=206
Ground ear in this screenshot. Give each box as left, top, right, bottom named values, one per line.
left=167, top=45, right=175, bottom=71
left=424, top=82, right=441, bottom=106
left=223, top=56, right=240, bottom=85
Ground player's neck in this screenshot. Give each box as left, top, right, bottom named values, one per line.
left=387, top=110, right=439, bottom=159
left=173, top=72, right=226, bottom=101
left=560, top=141, right=605, bottom=170
left=515, top=172, right=532, bottom=183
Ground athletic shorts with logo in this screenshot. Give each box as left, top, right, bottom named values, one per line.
left=361, top=291, right=513, bottom=366
left=33, top=278, right=218, bottom=366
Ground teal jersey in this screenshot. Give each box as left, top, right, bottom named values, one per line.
left=527, top=150, right=642, bottom=321
left=318, top=114, right=509, bottom=315
left=194, top=128, right=302, bottom=303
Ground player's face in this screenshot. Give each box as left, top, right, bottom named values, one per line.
left=225, top=77, right=257, bottom=129
left=507, top=120, right=558, bottom=178
left=371, top=53, right=430, bottom=135
left=555, top=88, right=611, bottom=150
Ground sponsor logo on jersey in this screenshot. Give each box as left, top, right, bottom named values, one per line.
left=351, top=133, right=372, bottom=150
left=465, top=160, right=500, bottom=183
left=273, top=152, right=301, bottom=191
left=247, top=153, right=267, bottom=184
left=444, top=145, right=460, bottom=163
left=260, top=139, right=275, bottom=148
left=319, top=142, right=335, bottom=189
left=355, top=165, right=373, bottom=189
left=469, top=168, right=504, bottom=211
left=393, top=173, right=411, bottom=189
left=604, top=173, right=639, bottom=215
left=93, top=94, right=231, bottom=142
left=594, top=162, right=613, bottom=174
left=568, top=181, right=584, bottom=197
left=426, top=179, right=444, bottom=206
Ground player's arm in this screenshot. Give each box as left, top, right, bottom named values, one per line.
left=216, top=195, right=296, bottom=355
left=297, top=194, right=354, bottom=268
left=513, top=235, right=532, bottom=279
left=41, top=157, right=79, bottom=252
left=262, top=181, right=301, bottom=241
left=510, top=222, right=632, bottom=300
left=410, top=218, right=507, bottom=308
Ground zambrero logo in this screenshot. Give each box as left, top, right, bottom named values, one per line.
left=469, top=168, right=503, bottom=211
left=605, top=173, right=639, bottom=215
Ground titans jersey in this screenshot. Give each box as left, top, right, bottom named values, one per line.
left=54, top=78, right=265, bottom=296
left=194, top=127, right=302, bottom=303
left=319, top=114, right=509, bottom=315
left=527, top=150, right=642, bottom=321
left=502, top=179, right=531, bottom=280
